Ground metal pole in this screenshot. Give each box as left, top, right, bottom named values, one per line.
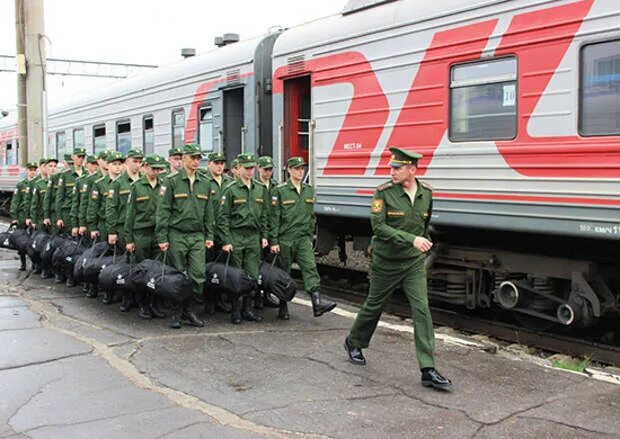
left=15, top=0, right=28, bottom=166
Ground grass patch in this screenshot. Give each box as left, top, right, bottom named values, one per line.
left=551, top=357, right=591, bottom=373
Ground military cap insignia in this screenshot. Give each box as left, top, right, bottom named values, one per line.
left=371, top=199, right=384, bottom=213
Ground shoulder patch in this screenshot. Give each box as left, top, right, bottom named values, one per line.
left=371, top=199, right=384, bottom=213
left=420, top=181, right=434, bottom=191
left=276, top=182, right=287, bottom=188
left=377, top=181, right=393, bottom=191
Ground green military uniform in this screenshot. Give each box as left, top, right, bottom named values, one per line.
left=70, top=155, right=98, bottom=233
left=29, top=159, right=55, bottom=228
left=55, top=148, right=86, bottom=231
left=160, top=147, right=183, bottom=179
left=106, top=149, right=143, bottom=244
left=125, top=154, right=167, bottom=261
left=217, top=154, right=268, bottom=280
left=86, top=152, right=124, bottom=240
left=10, top=172, right=36, bottom=226
left=78, top=171, right=102, bottom=231
left=269, top=174, right=319, bottom=294
left=348, top=147, right=435, bottom=370
left=204, top=152, right=233, bottom=245
left=155, top=144, right=212, bottom=298
left=43, top=168, right=63, bottom=227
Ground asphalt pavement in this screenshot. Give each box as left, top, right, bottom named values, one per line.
left=1, top=248, right=619, bottom=439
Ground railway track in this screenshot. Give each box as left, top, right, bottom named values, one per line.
left=298, top=263, right=620, bottom=367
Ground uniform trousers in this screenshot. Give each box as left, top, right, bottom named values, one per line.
left=167, top=229, right=205, bottom=297
left=348, top=254, right=435, bottom=369
left=132, top=227, right=160, bottom=262
left=277, top=239, right=320, bottom=293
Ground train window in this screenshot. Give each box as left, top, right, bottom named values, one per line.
left=56, top=131, right=67, bottom=159
left=116, top=120, right=132, bottom=155
left=93, top=125, right=106, bottom=154
left=449, top=57, right=517, bottom=142
left=580, top=40, right=620, bottom=136
left=172, top=109, right=185, bottom=147
left=6, top=142, right=17, bottom=165
left=143, top=115, right=154, bottom=153
left=73, top=128, right=85, bottom=150
left=198, top=107, right=213, bottom=152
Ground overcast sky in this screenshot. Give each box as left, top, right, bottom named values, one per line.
left=0, top=0, right=341, bottom=115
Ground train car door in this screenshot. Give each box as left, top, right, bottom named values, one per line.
left=282, top=76, right=311, bottom=181
left=222, top=87, right=245, bottom=169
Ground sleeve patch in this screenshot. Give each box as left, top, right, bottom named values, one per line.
left=371, top=199, right=384, bottom=213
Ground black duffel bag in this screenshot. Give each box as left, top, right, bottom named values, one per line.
left=0, top=225, right=18, bottom=250
left=259, top=257, right=297, bottom=302
left=41, top=235, right=67, bottom=270
left=10, top=228, right=31, bottom=254
left=205, top=253, right=256, bottom=299
left=26, top=230, right=51, bottom=263
left=99, top=259, right=134, bottom=292
left=130, top=256, right=193, bottom=303
left=74, top=242, right=119, bottom=283
left=52, top=238, right=86, bottom=275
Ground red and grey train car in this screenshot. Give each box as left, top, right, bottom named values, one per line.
left=1, top=0, right=619, bottom=327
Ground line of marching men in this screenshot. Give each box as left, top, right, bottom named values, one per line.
left=9, top=144, right=337, bottom=329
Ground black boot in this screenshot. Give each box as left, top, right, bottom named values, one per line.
left=32, top=263, right=41, bottom=275
left=54, top=273, right=66, bottom=284
left=215, top=291, right=232, bottom=313
left=182, top=302, right=205, bottom=328
left=40, top=268, right=51, bottom=279
left=65, top=275, right=76, bottom=288
left=119, top=292, right=136, bottom=312
left=86, top=285, right=98, bottom=298
left=242, top=296, right=262, bottom=322
left=169, top=310, right=182, bottom=329
left=278, top=300, right=290, bottom=320
left=254, top=290, right=264, bottom=309
left=101, top=290, right=114, bottom=305
left=149, top=296, right=166, bottom=319
left=311, top=291, right=337, bottom=317
left=204, top=289, right=215, bottom=316
left=138, top=304, right=153, bottom=320
left=231, top=297, right=242, bottom=324
left=82, top=283, right=90, bottom=295
left=18, top=254, right=27, bottom=272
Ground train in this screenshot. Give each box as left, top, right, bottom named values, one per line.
left=1, top=0, right=619, bottom=329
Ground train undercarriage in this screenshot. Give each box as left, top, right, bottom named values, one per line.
left=318, top=217, right=620, bottom=329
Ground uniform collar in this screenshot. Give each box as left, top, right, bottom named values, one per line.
left=180, top=167, right=202, bottom=181
left=396, top=178, right=424, bottom=199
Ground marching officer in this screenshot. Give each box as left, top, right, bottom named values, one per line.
left=203, top=151, right=233, bottom=315
left=269, top=157, right=336, bottom=319
left=156, top=143, right=212, bottom=329
left=344, top=147, right=452, bottom=391
left=125, top=153, right=167, bottom=319
left=86, top=151, right=125, bottom=301
left=10, top=161, right=39, bottom=271
left=218, top=153, right=268, bottom=324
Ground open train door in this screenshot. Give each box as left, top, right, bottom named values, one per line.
left=222, top=87, right=245, bottom=169
left=282, top=76, right=312, bottom=182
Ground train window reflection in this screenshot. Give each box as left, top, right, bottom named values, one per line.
left=116, top=120, right=132, bottom=155
left=73, top=128, right=85, bottom=151
left=580, top=40, right=620, bottom=136
left=199, top=107, right=213, bottom=152
left=172, top=109, right=185, bottom=148
left=450, top=57, right=517, bottom=142
left=93, top=125, right=106, bottom=154
left=56, top=131, right=67, bottom=159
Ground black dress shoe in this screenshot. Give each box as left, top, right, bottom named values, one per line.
left=278, top=301, right=290, bottom=320
left=231, top=298, right=242, bottom=324
left=182, top=310, right=205, bottom=328
left=311, top=291, right=337, bottom=317
left=421, top=368, right=452, bottom=391
left=242, top=297, right=262, bottom=322
left=344, top=336, right=366, bottom=366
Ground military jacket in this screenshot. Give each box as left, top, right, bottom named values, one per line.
left=23, top=176, right=40, bottom=221
left=43, top=173, right=61, bottom=222
left=124, top=175, right=161, bottom=244
left=269, top=180, right=316, bottom=245
left=10, top=179, right=30, bottom=224
left=217, top=178, right=268, bottom=245
left=369, top=179, right=432, bottom=260
left=206, top=173, right=232, bottom=241
left=77, top=171, right=102, bottom=228
left=106, top=172, right=139, bottom=235
left=86, top=175, right=113, bottom=232
left=155, top=168, right=212, bottom=243
left=55, top=166, right=84, bottom=226
left=29, top=177, right=49, bottom=226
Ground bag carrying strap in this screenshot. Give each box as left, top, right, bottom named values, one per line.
left=222, top=252, right=231, bottom=281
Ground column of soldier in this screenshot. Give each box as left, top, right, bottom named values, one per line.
left=9, top=145, right=337, bottom=329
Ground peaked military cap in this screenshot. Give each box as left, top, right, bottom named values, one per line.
left=257, top=156, right=274, bottom=168
left=287, top=156, right=307, bottom=168
left=208, top=152, right=226, bottom=162
left=168, top=147, right=184, bottom=157
left=73, top=147, right=87, bottom=156
left=230, top=158, right=239, bottom=168
left=107, top=151, right=126, bottom=163
left=388, top=146, right=422, bottom=168
left=126, top=149, right=144, bottom=159
left=144, top=153, right=167, bottom=168
left=182, top=143, right=203, bottom=156
left=38, top=157, right=47, bottom=165
left=237, top=153, right=256, bottom=168
left=86, top=155, right=98, bottom=164
left=26, top=161, right=39, bottom=169
left=64, top=153, right=74, bottom=164
left=46, top=157, right=59, bottom=164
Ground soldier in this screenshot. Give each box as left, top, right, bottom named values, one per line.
left=269, top=157, right=336, bottom=320
left=163, top=147, right=183, bottom=178
left=344, top=147, right=452, bottom=391
left=218, top=153, right=268, bottom=324
left=156, top=143, right=212, bottom=329
left=29, top=158, right=57, bottom=276
left=229, top=158, right=240, bottom=179
left=86, top=151, right=125, bottom=302
left=43, top=154, right=72, bottom=236
left=10, top=162, right=38, bottom=271
left=203, top=151, right=233, bottom=315
left=125, top=153, right=167, bottom=319
left=78, top=151, right=109, bottom=239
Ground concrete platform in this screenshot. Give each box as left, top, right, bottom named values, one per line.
left=1, top=255, right=619, bottom=438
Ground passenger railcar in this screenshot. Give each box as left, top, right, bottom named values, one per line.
left=0, top=0, right=618, bottom=328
